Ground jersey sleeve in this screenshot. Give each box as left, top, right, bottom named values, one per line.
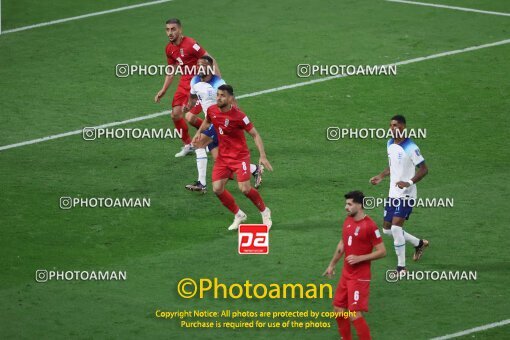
left=212, top=76, right=226, bottom=89
left=190, top=39, right=207, bottom=58
left=369, top=221, right=383, bottom=247
left=409, top=143, right=425, bottom=166
left=241, top=114, right=254, bottom=132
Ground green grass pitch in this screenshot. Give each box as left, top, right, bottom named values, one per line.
left=1, top=0, right=509, bottom=339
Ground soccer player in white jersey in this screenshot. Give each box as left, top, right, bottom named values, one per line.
left=183, top=56, right=262, bottom=193
left=369, top=115, right=429, bottom=275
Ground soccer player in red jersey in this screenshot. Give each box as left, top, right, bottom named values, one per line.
left=154, top=18, right=221, bottom=157
left=193, top=85, right=273, bottom=230
left=323, top=191, right=386, bottom=340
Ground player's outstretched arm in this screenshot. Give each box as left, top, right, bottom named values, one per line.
left=370, top=167, right=390, bottom=185
left=345, top=243, right=386, bottom=265
left=248, top=127, right=273, bottom=171
left=155, top=73, right=175, bottom=103
left=323, top=240, right=345, bottom=278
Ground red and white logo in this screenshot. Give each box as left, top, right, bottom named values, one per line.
left=238, top=224, right=269, bottom=254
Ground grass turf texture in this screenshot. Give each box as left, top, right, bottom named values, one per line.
left=1, top=0, right=509, bottom=339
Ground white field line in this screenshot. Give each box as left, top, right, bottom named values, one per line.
left=386, top=0, right=510, bottom=17
left=430, top=319, right=510, bottom=339
left=1, top=38, right=510, bottom=151
left=1, top=0, right=174, bottom=34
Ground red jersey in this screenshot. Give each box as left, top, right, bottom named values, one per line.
left=165, top=36, right=206, bottom=83
left=342, top=215, right=382, bottom=280
left=206, top=105, right=254, bottom=161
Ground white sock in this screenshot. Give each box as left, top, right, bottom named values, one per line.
left=391, top=225, right=406, bottom=267
left=236, top=209, right=246, bottom=218
left=404, top=231, right=420, bottom=247
left=383, top=228, right=393, bottom=236
left=196, top=148, right=208, bottom=185
left=250, top=163, right=257, bottom=174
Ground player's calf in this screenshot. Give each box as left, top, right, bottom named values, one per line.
left=171, top=105, right=193, bottom=154
left=238, top=181, right=272, bottom=229
left=351, top=314, right=371, bottom=340
left=334, top=306, right=352, bottom=340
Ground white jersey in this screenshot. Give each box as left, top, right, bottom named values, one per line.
left=387, top=138, right=425, bottom=199
left=190, top=75, right=226, bottom=115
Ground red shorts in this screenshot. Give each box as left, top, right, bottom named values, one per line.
left=333, top=275, right=370, bottom=312
left=189, top=102, right=203, bottom=115
left=172, top=81, right=191, bottom=107
left=212, top=157, right=251, bottom=182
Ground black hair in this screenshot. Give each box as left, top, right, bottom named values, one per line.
left=199, top=55, right=214, bottom=65
left=344, top=191, right=365, bottom=206
left=165, top=18, right=181, bottom=26
left=391, top=115, right=406, bottom=125
left=218, top=84, right=234, bottom=96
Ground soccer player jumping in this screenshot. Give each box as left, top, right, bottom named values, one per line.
left=154, top=18, right=221, bottom=157
left=193, top=85, right=272, bottom=230
left=324, top=191, right=386, bottom=340
left=370, top=115, right=429, bottom=275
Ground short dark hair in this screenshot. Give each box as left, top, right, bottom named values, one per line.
left=199, top=55, right=214, bottom=65
left=391, top=115, right=406, bottom=125
left=344, top=191, right=365, bottom=206
left=166, top=18, right=181, bottom=26
left=218, top=84, right=234, bottom=96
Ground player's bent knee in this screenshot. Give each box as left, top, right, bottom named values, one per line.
left=333, top=306, right=346, bottom=313
left=212, top=182, right=225, bottom=195
left=349, top=311, right=362, bottom=321
left=238, top=182, right=252, bottom=195
left=171, top=106, right=183, bottom=119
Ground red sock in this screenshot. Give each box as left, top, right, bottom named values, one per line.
left=173, top=118, right=191, bottom=144
left=352, top=317, right=371, bottom=340
left=244, top=188, right=266, bottom=212
left=336, top=317, right=352, bottom=340
left=190, top=117, right=203, bottom=129
left=216, top=190, right=239, bottom=214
